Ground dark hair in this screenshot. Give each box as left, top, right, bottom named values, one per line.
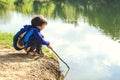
left=31, top=15, right=47, bottom=26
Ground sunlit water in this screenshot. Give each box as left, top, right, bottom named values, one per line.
left=0, top=11, right=120, bottom=80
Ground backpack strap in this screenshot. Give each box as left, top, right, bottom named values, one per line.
left=16, top=31, right=27, bottom=49
left=13, top=28, right=26, bottom=50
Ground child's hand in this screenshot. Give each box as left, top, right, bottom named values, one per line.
left=47, top=45, right=52, bottom=49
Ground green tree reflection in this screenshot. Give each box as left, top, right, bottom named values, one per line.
left=80, top=0, right=120, bottom=40
left=14, top=0, right=34, bottom=15
left=0, top=0, right=15, bottom=20
left=0, top=0, right=120, bottom=41
left=33, top=1, right=55, bottom=18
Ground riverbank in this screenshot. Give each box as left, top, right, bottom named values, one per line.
left=0, top=32, right=63, bottom=80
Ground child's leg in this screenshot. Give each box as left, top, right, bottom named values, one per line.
left=33, top=38, right=44, bottom=56
left=29, top=35, right=44, bottom=56
left=24, top=35, right=44, bottom=56
left=24, top=35, right=36, bottom=54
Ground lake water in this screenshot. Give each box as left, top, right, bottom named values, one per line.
left=0, top=0, right=120, bottom=80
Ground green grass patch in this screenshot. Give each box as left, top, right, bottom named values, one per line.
left=42, top=46, right=58, bottom=60
left=0, top=32, right=14, bottom=48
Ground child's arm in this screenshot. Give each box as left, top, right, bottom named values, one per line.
left=33, top=30, right=50, bottom=46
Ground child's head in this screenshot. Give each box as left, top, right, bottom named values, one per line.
left=31, top=15, right=47, bottom=30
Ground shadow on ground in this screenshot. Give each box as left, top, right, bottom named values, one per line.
left=0, top=53, right=36, bottom=62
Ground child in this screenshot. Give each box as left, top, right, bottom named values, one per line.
left=13, top=15, right=52, bottom=57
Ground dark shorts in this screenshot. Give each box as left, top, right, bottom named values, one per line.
left=25, top=35, right=42, bottom=54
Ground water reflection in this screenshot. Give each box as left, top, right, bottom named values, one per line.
left=45, top=21, right=120, bottom=80
left=0, top=0, right=120, bottom=41
left=0, top=0, right=120, bottom=80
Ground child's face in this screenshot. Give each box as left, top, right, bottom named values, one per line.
left=38, top=23, right=46, bottom=30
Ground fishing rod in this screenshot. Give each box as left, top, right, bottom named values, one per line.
left=50, top=48, right=70, bottom=78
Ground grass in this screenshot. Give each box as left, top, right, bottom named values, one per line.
left=42, top=46, right=58, bottom=60
left=0, top=32, right=14, bottom=48
left=0, top=32, right=57, bottom=59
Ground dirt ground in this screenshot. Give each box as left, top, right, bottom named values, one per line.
left=0, top=47, right=63, bottom=80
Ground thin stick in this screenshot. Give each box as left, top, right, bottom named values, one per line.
left=51, top=48, right=70, bottom=78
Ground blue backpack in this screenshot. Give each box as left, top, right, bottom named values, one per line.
left=13, top=26, right=34, bottom=50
